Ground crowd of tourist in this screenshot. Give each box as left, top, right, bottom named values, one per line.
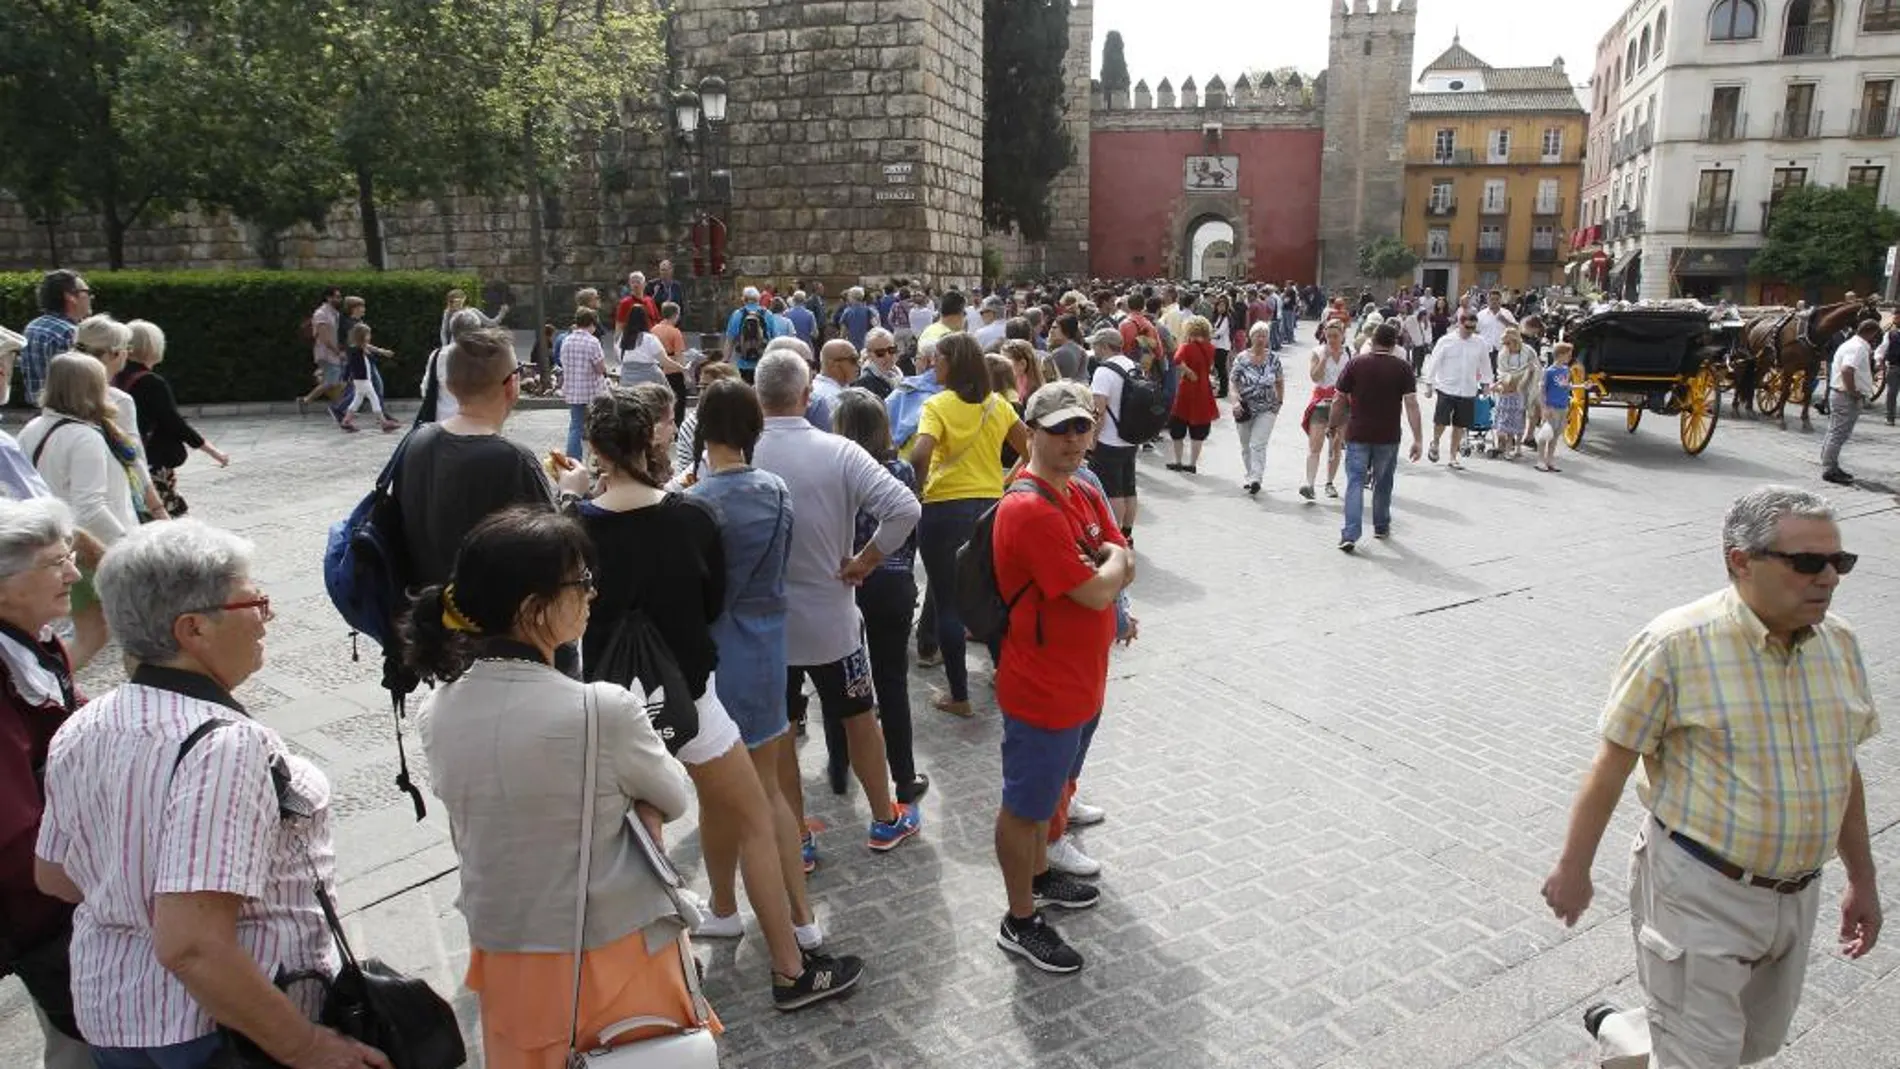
left=0, top=261, right=1885, bottom=1069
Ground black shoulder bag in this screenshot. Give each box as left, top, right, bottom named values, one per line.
left=171, top=721, right=466, bottom=1069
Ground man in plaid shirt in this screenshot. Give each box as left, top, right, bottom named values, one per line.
left=1542, top=485, right=1880, bottom=1069
left=18, top=271, right=91, bottom=406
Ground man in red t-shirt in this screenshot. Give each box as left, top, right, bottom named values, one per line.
left=613, top=271, right=661, bottom=336
left=990, top=380, right=1135, bottom=974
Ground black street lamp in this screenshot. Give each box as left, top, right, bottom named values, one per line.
left=668, top=75, right=733, bottom=336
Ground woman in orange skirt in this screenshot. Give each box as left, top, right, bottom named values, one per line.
left=403, top=506, right=711, bottom=1069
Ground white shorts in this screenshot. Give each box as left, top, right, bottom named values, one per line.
left=676, top=676, right=743, bottom=766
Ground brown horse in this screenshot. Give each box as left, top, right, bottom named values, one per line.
left=1738, top=296, right=1879, bottom=427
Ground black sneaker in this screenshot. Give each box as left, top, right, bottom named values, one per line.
left=1822, top=468, right=1855, bottom=485
left=773, top=952, right=865, bottom=1011
left=996, top=912, right=1084, bottom=973
left=898, top=772, right=931, bottom=805
left=1338, top=539, right=1356, bottom=553
left=1032, top=870, right=1101, bottom=911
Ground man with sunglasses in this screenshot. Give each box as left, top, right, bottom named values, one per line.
left=990, top=382, right=1133, bottom=974
left=852, top=328, right=903, bottom=399
left=1422, top=312, right=1493, bottom=468
left=1541, top=486, right=1880, bottom=1069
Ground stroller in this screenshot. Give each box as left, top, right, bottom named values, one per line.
left=1461, top=394, right=1498, bottom=458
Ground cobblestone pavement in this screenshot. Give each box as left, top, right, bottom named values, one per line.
left=6, top=344, right=1900, bottom=1068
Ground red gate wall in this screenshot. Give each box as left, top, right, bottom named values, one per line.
left=1088, top=128, right=1324, bottom=282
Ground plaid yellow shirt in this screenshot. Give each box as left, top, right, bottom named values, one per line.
left=1601, top=587, right=1879, bottom=878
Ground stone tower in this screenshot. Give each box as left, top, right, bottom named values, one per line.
left=1041, top=0, right=1093, bottom=278
left=1318, top=0, right=1416, bottom=291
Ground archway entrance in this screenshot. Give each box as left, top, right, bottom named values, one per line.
left=1188, top=217, right=1236, bottom=281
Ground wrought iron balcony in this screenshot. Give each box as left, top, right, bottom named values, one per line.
left=1688, top=201, right=1738, bottom=234
left=1782, top=22, right=1832, bottom=57
left=1850, top=107, right=1898, bottom=138
left=1529, top=246, right=1560, bottom=263
left=1425, top=198, right=1458, bottom=217
left=1476, top=246, right=1507, bottom=263
left=1479, top=197, right=1512, bottom=216
left=1532, top=197, right=1566, bottom=218
left=1701, top=112, right=1746, bottom=142
left=1772, top=110, right=1823, bottom=140
left=1413, top=242, right=1464, bottom=262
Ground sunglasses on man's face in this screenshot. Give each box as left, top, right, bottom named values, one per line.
left=1038, top=418, right=1095, bottom=437
left=1757, top=549, right=1857, bottom=576
left=870, top=347, right=895, bottom=356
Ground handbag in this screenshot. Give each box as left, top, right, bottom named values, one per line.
left=169, top=720, right=466, bottom=1069
left=566, top=685, right=718, bottom=1068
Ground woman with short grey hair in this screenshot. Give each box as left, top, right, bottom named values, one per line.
left=0, top=498, right=89, bottom=1069
left=35, top=520, right=388, bottom=1069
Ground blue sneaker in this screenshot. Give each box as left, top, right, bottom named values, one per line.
left=867, top=803, right=921, bottom=852
left=801, top=831, right=818, bottom=874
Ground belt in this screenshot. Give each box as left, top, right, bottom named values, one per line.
left=1654, top=818, right=1820, bottom=895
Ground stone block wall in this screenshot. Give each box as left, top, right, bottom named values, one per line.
left=1318, top=0, right=1416, bottom=291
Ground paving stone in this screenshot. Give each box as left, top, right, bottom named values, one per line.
left=7, top=360, right=1900, bottom=1068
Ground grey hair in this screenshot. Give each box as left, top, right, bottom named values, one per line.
left=126, top=320, right=166, bottom=364
left=863, top=327, right=894, bottom=353
left=447, top=307, right=487, bottom=339
left=763, top=335, right=812, bottom=363
left=754, top=350, right=812, bottom=412
left=1722, top=486, right=1836, bottom=561
left=0, top=498, right=73, bottom=581
left=73, top=314, right=131, bottom=355
left=96, top=519, right=254, bottom=663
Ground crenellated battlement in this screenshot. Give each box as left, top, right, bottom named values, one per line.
left=1091, top=71, right=1322, bottom=130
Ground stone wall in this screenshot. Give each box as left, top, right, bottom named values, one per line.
left=1318, top=0, right=1416, bottom=291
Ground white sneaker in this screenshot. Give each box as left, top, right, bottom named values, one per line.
left=695, top=910, right=744, bottom=939
left=794, top=921, right=825, bottom=951
left=1047, top=835, right=1102, bottom=877
left=1066, top=798, right=1106, bottom=827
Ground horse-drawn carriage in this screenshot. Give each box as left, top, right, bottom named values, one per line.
left=1731, top=297, right=1884, bottom=425
left=1561, top=307, right=1727, bottom=456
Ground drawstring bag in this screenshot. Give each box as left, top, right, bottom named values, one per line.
left=589, top=608, right=700, bottom=757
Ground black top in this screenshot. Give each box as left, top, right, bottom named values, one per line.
left=852, top=368, right=895, bottom=399
left=394, top=425, right=555, bottom=587
left=576, top=495, right=726, bottom=695
left=114, top=365, right=202, bottom=469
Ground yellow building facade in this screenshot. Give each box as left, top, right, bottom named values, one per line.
left=1402, top=41, right=1588, bottom=296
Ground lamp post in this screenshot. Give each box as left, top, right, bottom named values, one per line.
left=667, top=75, right=732, bottom=337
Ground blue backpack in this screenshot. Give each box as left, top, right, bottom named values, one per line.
left=322, top=432, right=428, bottom=819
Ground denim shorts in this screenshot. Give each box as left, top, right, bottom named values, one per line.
left=1000, top=713, right=1099, bottom=822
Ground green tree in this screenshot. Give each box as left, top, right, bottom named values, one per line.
left=1100, top=30, right=1129, bottom=107
left=1357, top=235, right=1418, bottom=287
left=983, top=0, right=1075, bottom=241
left=0, top=0, right=209, bottom=268
left=1752, top=184, right=1900, bottom=294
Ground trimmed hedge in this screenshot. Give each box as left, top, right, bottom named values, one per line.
left=0, top=270, right=481, bottom=405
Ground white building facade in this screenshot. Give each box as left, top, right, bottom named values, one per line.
left=1581, top=0, right=1900, bottom=302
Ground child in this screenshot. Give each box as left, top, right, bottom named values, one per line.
left=1534, top=341, right=1574, bottom=472
left=338, top=322, right=399, bottom=433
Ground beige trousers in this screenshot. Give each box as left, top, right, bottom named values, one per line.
left=1597, top=819, right=1821, bottom=1068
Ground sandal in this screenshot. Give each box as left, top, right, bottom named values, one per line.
left=1427, top=443, right=1439, bottom=463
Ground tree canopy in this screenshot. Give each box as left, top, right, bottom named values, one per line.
left=983, top=0, right=1075, bottom=241
left=1100, top=30, right=1130, bottom=105
left=1752, top=184, right=1900, bottom=292
left=1357, top=235, right=1418, bottom=286
left=0, top=0, right=662, bottom=270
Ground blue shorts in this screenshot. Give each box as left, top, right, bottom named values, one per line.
left=1000, top=713, right=1099, bottom=822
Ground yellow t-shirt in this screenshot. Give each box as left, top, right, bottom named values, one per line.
left=917, top=391, right=1014, bottom=502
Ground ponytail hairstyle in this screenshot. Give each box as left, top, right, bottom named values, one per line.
left=399, top=506, right=597, bottom=684
left=584, top=383, right=676, bottom=489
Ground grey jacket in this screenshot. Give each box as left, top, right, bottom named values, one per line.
left=420, top=660, right=693, bottom=954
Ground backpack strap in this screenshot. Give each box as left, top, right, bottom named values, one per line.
left=30, top=419, right=82, bottom=468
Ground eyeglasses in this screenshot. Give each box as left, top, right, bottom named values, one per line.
left=1756, top=549, right=1857, bottom=576
left=560, top=568, right=597, bottom=594
left=870, top=347, right=895, bottom=357
left=1037, top=417, right=1095, bottom=437
left=182, top=595, right=274, bottom=621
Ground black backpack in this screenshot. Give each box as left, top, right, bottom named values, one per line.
left=955, top=479, right=1059, bottom=646
left=737, top=307, right=769, bottom=359
left=589, top=608, right=702, bottom=756
left=1100, top=360, right=1170, bottom=443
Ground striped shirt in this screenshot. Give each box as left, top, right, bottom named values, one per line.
left=560, top=329, right=610, bottom=406
left=1600, top=587, right=1880, bottom=878
left=34, top=666, right=337, bottom=1047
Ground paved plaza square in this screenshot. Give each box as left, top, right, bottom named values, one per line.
left=4, top=366, right=1898, bottom=1069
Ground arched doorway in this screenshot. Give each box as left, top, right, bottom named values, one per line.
left=1187, top=217, right=1236, bottom=281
